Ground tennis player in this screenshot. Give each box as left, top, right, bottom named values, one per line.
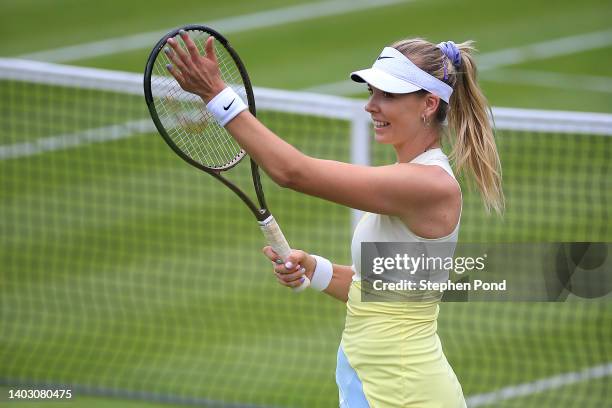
left=167, top=33, right=503, bottom=407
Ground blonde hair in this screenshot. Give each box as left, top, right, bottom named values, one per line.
left=392, top=38, right=505, bottom=214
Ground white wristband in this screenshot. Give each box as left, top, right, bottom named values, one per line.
left=206, top=87, right=248, bottom=127
left=310, top=255, right=333, bottom=291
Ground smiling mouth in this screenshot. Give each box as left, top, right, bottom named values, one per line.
left=373, top=120, right=390, bottom=128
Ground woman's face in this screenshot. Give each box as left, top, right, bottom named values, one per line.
left=365, top=85, right=425, bottom=146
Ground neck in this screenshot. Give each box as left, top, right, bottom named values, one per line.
left=394, top=133, right=440, bottom=163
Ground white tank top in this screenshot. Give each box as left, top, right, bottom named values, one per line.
left=350, top=148, right=461, bottom=281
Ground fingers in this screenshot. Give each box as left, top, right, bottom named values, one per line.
left=275, top=259, right=306, bottom=288
left=205, top=36, right=218, bottom=63
left=179, top=29, right=201, bottom=62
left=166, top=37, right=188, bottom=62
left=165, top=39, right=190, bottom=75
left=166, top=30, right=213, bottom=67
left=274, top=258, right=306, bottom=289
left=284, top=249, right=307, bottom=268
left=262, top=247, right=306, bottom=268
left=262, top=246, right=282, bottom=263
left=165, top=63, right=185, bottom=84
left=275, top=272, right=302, bottom=288
left=262, top=246, right=307, bottom=289
left=272, top=256, right=303, bottom=275
left=276, top=272, right=306, bottom=288
left=276, top=267, right=305, bottom=280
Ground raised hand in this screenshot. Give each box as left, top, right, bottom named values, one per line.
left=164, top=30, right=226, bottom=102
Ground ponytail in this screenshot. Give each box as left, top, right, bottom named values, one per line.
left=448, top=42, right=504, bottom=214
left=393, top=39, right=505, bottom=214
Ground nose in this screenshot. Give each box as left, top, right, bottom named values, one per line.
left=365, top=95, right=378, bottom=113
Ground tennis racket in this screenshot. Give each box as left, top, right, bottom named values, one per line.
left=143, top=25, right=310, bottom=292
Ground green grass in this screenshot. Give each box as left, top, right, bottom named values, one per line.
left=1, top=81, right=610, bottom=407
left=0, top=0, right=306, bottom=56
left=2, top=0, right=611, bottom=112
left=1, top=0, right=611, bottom=406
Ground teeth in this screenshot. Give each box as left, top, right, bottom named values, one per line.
left=373, top=120, right=390, bottom=128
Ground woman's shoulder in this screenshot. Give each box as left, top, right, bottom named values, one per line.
left=397, top=161, right=461, bottom=203
left=395, top=163, right=461, bottom=239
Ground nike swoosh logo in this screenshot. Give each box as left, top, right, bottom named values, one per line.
left=377, top=56, right=394, bottom=60
left=223, top=99, right=235, bottom=110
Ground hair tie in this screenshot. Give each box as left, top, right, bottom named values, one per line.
left=437, top=41, right=461, bottom=81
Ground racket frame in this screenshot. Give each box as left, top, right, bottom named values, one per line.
left=144, top=25, right=310, bottom=292
left=144, top=24, right=271, bottom=222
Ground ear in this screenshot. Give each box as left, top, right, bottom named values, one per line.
left=422, top=93, right=440, bottom=118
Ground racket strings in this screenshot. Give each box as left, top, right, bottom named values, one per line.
left=151, top=30, right=246, bottom=169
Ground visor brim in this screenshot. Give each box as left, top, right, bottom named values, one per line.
left=350, top=68, right=422, bottom=94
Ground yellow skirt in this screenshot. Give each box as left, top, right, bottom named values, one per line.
left=340, top=281, right=466, bottom=407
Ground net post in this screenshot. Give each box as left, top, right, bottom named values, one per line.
left=350, top=103, right=371, bottom=230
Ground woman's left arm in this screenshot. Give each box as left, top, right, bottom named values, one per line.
left=225, top=111, right=450, bottom=216
left=166, top=34, right=454, bottom=217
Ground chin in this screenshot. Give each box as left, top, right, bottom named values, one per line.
left=374, top=129, right=393, bottom=144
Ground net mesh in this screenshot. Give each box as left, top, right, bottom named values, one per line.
left=149, top=29, right=246, bottom=169
left=0, top=59, right=610, bottom=407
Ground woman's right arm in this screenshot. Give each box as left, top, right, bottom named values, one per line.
left=263, top=246, right=353, bottom=303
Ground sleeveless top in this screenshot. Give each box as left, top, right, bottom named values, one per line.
left=350, top=147, right=461, bottom=283
left=340, top=148, right=466, bottom=407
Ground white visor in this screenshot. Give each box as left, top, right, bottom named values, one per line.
left=351, top=47, right=453, bottom=103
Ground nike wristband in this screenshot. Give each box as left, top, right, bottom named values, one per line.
left=310, top=255, right=333, bottom=291
left=206, top=87, right=248, bottom=127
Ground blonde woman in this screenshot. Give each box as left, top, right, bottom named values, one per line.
left=166, top=32, right=503, bottom=407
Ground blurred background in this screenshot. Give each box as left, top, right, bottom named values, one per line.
left=1, top=0, right=611, bottom=407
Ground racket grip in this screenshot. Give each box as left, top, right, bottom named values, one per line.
left=258, top=215, right=310, bottom=293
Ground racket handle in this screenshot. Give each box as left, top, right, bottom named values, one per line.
left=259, top=215, right=310, bottom=293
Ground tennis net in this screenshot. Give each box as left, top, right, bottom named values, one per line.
left=1, top=58, right=610, bottom=407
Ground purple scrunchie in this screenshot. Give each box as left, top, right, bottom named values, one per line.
left=437, top=41, right=461, bottom=81
left=437, top=41, right=461, bottom=67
